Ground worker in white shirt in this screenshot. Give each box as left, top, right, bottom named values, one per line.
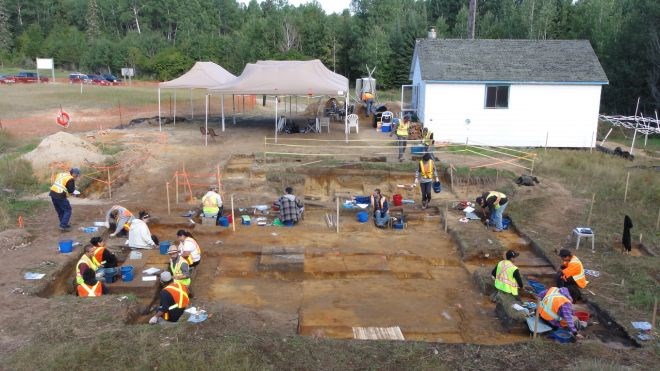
left=127, top=211, right=159, bottom=249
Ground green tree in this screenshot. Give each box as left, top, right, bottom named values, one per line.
left=86, top=0, right=101, bottom=41
left=17, top=24, right=43, bottom=60
left=0, top=0, right=12, bottom=59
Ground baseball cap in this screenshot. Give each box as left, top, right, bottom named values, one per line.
left=70, top=168, right=81, bottom=175
left=505, top=250, right=519, bottom=260
left=160, top=271, right=172, bottom=282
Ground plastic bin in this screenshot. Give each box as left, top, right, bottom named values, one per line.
left=59, top=239, right=74, bottom=253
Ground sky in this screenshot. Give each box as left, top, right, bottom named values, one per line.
left=237, top=0, right=352, bottom=15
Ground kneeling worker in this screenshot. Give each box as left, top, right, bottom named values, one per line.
left=149, top=272, right=189, bottom=324
left=76, top=244, right=99, bottom=285
left=275, top=187, right=304, bottom=226
left=201, top=185, right=223, bottom=224
left=168, top=245, right=191, bottom=287
left=538, top=286, right=583, bottom=340
left=77, top=268, right=109, bottom=297
left=90, top=236, right=118, bottom=268
left=105, top=205, right=134, bottom=237
left=556, top=249, right=588, bottom=302
left=491, top=250, right=523, bottom=297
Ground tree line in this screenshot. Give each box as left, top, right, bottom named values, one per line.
left=0, top=0, right=657, bottom=114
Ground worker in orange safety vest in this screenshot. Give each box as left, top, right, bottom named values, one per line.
left=76, top=268, right=108, bottom=297
left=149, top=272, right=189, bottom=324
left=556, top=249, right=588, bottom=302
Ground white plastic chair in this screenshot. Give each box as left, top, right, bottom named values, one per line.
left=319, top=117, right=330, bottom=133
left=346, top=114, right=359, bottom=134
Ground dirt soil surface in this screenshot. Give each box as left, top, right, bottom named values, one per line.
left=1, top=104, right=657, bottom=369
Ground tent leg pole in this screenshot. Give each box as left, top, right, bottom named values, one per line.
left=275, top=96, right=278, bottom=144
left=221, top=95, right=225, bottom=132
left=205, top=94, right=209, bottom=147
left=158, top=88, right=162, bottom=132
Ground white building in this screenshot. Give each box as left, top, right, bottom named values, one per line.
left=409, top=39, right=608, bottom=147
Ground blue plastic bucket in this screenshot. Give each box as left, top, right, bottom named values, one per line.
left=218, top=216, right=229, bottom=227
left=120, top=266, right=134, bottom=282
left=549, top=329, right=573, bottom=343
left=59, top=239, right=74, bottom=253
left=411, top=145, right=425, bottom=155
left=357, top=211, right=368, bottom=223
left=381, top=124, right=391, bottom=133
left=159, top=241, right=171, bottom=255
left=104, top=267, right=118, bottom=283
left=502, top=217, right=511, bottom=230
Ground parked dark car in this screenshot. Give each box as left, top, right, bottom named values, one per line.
left=102, top=73, right=121, bottom=85
left=14, top=71, right=48, bottom=83
left=68, top=73, right=90, bottom=84
left=0, top=74, right=16, bottom=84
left=88, top=74, right=111, bottom=86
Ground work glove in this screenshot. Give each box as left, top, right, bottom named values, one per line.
left=149, top=316, right=158, bottom=325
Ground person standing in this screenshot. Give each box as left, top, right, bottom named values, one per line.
left=391, top=116, right=411, bottom=161
left=491, top=250, right=523, bottom=296
left=362, top=91, right=375, bottom=117
left=414, top=153, right=439, bottom=209
left=201, top=185, right=223, bottom=224
left=176, top=230, right=201, bottom=268
left=370, top=189, right=390, bottom=228
left=127, top=211, right=158, bottom=249
left=105, top=205, right=134, bottom=238
left=50, top=167, right=81, bottom=232
left=556, top=249, right=588, bottom=301
left=538, top=286, right=584, bottom=340
left=622, top=215, right=633, bottom=254
left=149, top=272, right=189, bottom=324
left=421, top=127, right=437, bottom=160
left=476, top=191, right=509, bottom=232
left=275, top=187, right=304, bottom=226
left=76, top=268, right=109, bottom=297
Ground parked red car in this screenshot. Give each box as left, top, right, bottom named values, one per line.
left=13, top=71, right=49, bottom=83
left=0, top=74, right=16, bottom=84
left=88, top=75, right=111, bottom=86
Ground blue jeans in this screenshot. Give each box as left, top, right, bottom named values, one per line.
left=397, top=135, right=407, bottom=159
left=490, top=202, right=508, bottom=231
left=365, top=99, right=374, bottom=116
left=374, top=211, right=389, bottom=227
left=51, top=196, right=72, bottom=228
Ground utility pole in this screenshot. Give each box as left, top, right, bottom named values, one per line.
left=467, top=0, right=477, bottom=39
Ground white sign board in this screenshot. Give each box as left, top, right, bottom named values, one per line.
left=36, top=58, right=54, bottom=69
left=121, top=68, right=134, bottom=77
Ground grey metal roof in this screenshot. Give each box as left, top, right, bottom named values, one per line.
left=413, top=39, right=608, bottom=84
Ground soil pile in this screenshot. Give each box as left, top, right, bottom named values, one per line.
left=0, top=229, right=32, bottom=251
left=22, top=132, right=107, bottom=175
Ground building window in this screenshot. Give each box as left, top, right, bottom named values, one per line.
left=485, top=85, right=509, bottom=108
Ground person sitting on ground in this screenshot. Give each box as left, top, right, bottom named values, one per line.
left=275, top=187, right=304, bottom=226
left=201, top=185, right=223, bottom=224
left=476, top=191, right=509, bottom=232
left=90, top=236, right=118, bottom=268
left=414, top=153, right=439, bottom=209
left=149, top=272, right=189, bottom=325
left=127, top=211, right=158, bottom=249
left=538, top=286, right=584, bottom=340
left=105, top=205, right=134, bottom=237
left=556, top=249, right=588, bottom=302
left=76, top=267, right=109, bottom=297
left=370, top=189, right=390, bottom=228
left=491, top=250, right=523, bottom=297
left=167, top=245, right=191, bottom=287
left=75, top=244, right=99, bottom=286
left=176, top=230, right=201, bottom=268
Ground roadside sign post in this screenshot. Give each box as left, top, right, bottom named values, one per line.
left=121, top=68, right=134, bottom=86
left=36, top=58, right=54, bottom=83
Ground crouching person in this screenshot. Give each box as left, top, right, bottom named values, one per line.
left=149, top=272, right=189, bottom=325
left=370, top=189, right=390, bottom=228
left=76, top=268, right=109, bottom=297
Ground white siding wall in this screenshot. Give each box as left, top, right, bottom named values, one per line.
left=422, top=83, right=602, bottom=147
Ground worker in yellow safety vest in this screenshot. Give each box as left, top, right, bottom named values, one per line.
left=75, top=244, right=99, bottom=285
left=167, top=245, right=191, bottom=287
left=105, top=205, right=134, bottom=237
left=492, top=250, right=524, bottom=296
left=362, top=91, right=375, bottom=117
left=414, top=153, right=439, bottom=209
left=149, top=272, right=189, bottom=324
left=476, top=191, right=509, bottom=232
left=201, top=185, right=223, bottom=225
left=556, top=249, right=588, bottom=302
left=50, top=167, right=81, bottom=232
left=390, top=116, right=411, bottom=161
left=421, top=127, right=437, bottom=160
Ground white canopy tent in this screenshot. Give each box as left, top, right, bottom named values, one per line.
left=208, top=59, right=350, bottom=143
left=158, top=61, right=236, bottom=145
